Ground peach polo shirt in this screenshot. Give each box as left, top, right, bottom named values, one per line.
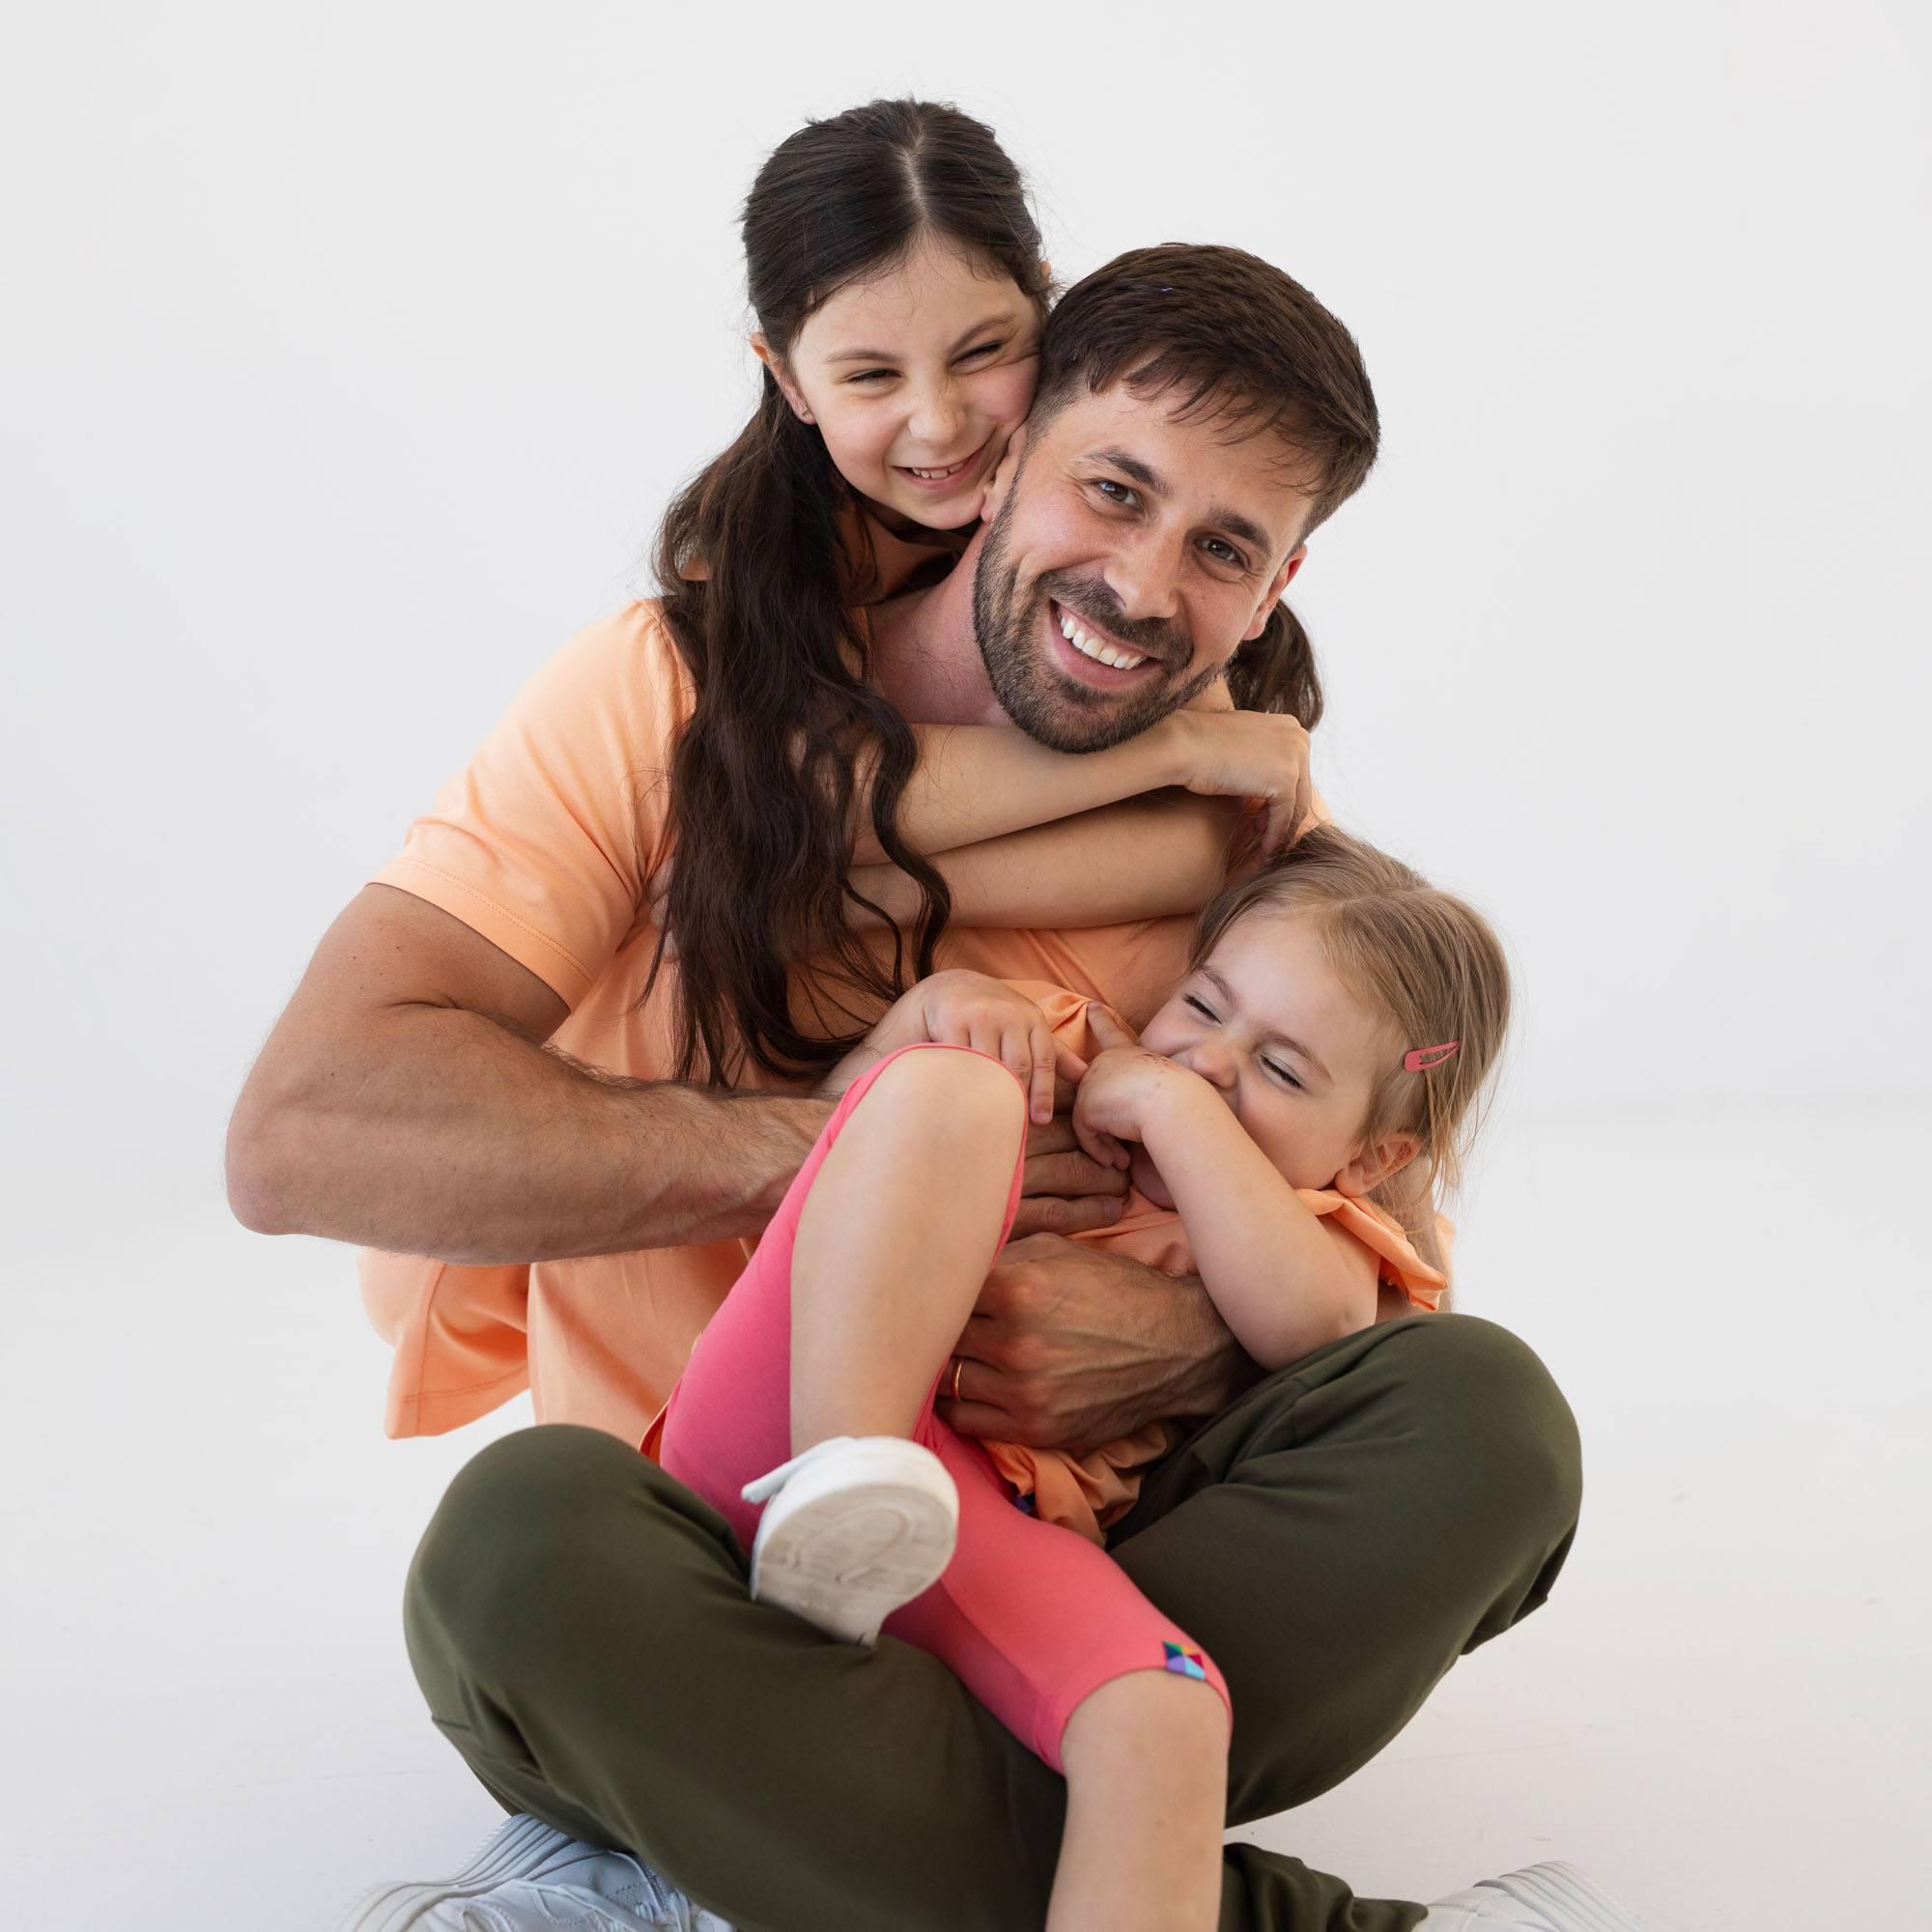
left=359, top=514, right=1206, bottom=1444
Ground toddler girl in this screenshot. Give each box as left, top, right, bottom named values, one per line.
left=658, top=824, right=1511, bottom=1932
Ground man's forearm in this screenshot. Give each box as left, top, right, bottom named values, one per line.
left=228, top=1003, right=833, bottom=1264
left=1148, top=1269, right=1266, bottom=1425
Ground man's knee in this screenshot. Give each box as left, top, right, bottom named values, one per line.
left=405, top=1424, right=738, bottom=1685
left=1371, top=1315, right=1583, bottom=1634
left=1402, top=1315, right=1579, bottom=1512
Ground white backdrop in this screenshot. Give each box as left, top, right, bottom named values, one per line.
left=3, top=6, right=1928, bottom=1928
left=5, top=0, right=1927, bottom=1194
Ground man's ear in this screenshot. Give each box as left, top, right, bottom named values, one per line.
left=1242, top=542, right=1309, bottom=641
left=751, top=333, right=814, bottom=424
left=981, top=422, right=1028, bottom=515
left=1333, top=1130, right=1419, bottom=1200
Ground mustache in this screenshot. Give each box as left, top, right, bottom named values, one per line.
left=1037, top=571, right=1192, bottom=668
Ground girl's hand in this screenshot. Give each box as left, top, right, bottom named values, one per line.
left=1069, top=1005, right=1180, bottom=1170
left=819, top=970, right=1082, bottom=1123
left=1156, top=706, right=1312, bottom=861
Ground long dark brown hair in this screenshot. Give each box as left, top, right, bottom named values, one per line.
left=649, top=99, right=1051, bottom=1086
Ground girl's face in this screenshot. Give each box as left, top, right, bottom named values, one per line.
left=1137, top=905, right=1416, bottom=1198
left=761, top=232, right=1040, bottom=532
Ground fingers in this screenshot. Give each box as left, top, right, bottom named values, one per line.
left=1027, top=1016, right=1058, bottom=1125
left=1022, top=1146, right=1127, bottom=1196
left=1072, top=1112, right=1130, bottom=1172
left=931, top=1396, right=1011, bottom=1441
left=1262, top=788, right=1292, bottom=862
left=1085, top=1003, right=1140, bottom=1050
left=1009, top=1191, right=1126, bottom=1239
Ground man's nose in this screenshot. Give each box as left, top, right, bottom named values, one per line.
left=1102, top=525, right=1184, bottom=627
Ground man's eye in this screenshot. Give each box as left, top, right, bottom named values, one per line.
left=1094, top=479, right=1139, bottom=507
left=1202, top=537, right=1245, bottom=567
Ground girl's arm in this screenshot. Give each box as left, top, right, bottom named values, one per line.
left=847, top=703, right=1310, bottom=866
left=846, top=790, right=1261, bottom=931
left=1074, top=1044, right=1378, bottom=1369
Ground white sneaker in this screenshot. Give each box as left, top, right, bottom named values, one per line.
left=1422, top=1861, right=1679, bottom=1930
left=741, top=1435, right=958, bottom=1644
left=330, top=1812, right=734, bottom=1930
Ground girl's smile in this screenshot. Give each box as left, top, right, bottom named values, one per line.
left=758, top=231, right=1041, bottom=532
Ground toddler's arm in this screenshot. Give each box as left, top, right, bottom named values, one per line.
left=1073, top=1036, right=1378, bottom=1368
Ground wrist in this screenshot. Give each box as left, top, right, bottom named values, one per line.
left=1162, top=1273, right=1263, bottom=1419
left=1150, top=709, right=1193, bottom=789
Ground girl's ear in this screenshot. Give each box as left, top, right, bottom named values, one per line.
left=1333, top=1130, right=1419, bottom=1200
left=751, top=334, right=815, bottom=424
left=981, top=423, right=1028, bottom=515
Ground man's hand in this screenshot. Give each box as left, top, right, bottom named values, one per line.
left=936, top=1233, right=1262, bottom=1454
left=1009, top=1116, right=1129, bottom=1237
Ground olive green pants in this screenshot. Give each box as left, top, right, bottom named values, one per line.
left=404, top=1314, right=1580, bottom=1931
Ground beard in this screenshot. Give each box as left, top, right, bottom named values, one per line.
left=970, top=489, right=1223, bottom=753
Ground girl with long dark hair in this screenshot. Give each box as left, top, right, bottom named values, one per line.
left=648, top=98, right=1322, bottom=1092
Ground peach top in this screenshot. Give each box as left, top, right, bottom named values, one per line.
left=359, top=511, right=1212, bottom=1443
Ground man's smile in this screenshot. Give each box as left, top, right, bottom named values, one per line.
left=1046, top=598, right=1164, bottom=683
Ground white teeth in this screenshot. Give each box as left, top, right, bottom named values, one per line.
left=1058, top=611, right=1145, bottom=670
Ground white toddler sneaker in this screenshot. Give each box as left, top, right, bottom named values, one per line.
left=1422, top=1861, right=1678, bottom=1930
left=330, top=1812, right=733, bottom=1930
left=741, top=1435, right=959, bottom=1644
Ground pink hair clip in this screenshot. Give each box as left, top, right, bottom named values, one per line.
left=1403, top=1040, right=1461, bottom=1073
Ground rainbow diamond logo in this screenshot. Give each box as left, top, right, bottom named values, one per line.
left=1162, top=1640, right=1207, bottom=1681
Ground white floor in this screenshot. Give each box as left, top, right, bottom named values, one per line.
left=4, top=1105, right=1923, bottom=1930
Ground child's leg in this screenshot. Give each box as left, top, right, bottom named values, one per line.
left=787, top=1043, right=1027, bottom=1450
left=656, top=1042, right=1025, bottom=1551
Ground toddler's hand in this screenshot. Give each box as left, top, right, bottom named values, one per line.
left=875, top=970, right=1082, bottom=1124
left=1069, top=1006, right=1176, bottom=1170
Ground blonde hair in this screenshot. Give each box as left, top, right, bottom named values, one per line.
left=1188, top=825, right=1511, bottom=1271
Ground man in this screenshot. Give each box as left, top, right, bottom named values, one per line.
left=231, top=247, right=1618, bottom=1931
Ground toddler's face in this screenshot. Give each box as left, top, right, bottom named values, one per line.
left=766, top=232, right=1039, bottom=531
left=1137, top=906, right=1404, bottom=1197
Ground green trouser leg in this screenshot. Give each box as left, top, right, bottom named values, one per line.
left=404, top=1314, right=1580, bottom=1932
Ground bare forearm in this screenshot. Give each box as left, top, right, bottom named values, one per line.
left=849, top=790, right=1245, bottom=930
left=228, top=1005, right=832, bottom=1263
left=850, top=721, right=1182, bottom=866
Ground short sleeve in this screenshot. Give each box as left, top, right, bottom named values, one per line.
left=1296, top=1188, right=1448, bottom=1312
left=371, top=604, right=691, bottom=1009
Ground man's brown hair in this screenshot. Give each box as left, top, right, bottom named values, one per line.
left=1035, top=243, right=1380, bottom=531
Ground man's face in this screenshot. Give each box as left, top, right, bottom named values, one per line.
left=970, top=383, right=1320, bottom=751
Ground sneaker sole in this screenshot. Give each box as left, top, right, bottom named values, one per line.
left=329, top=1813, right=574, bottom=1930
left=1479, top=1861, right=1675, bottom=1932
left=750, top=1445, right=958, bottom=1643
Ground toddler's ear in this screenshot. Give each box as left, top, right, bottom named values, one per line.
left=1334, top=1131, right=1419, bottom=1199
